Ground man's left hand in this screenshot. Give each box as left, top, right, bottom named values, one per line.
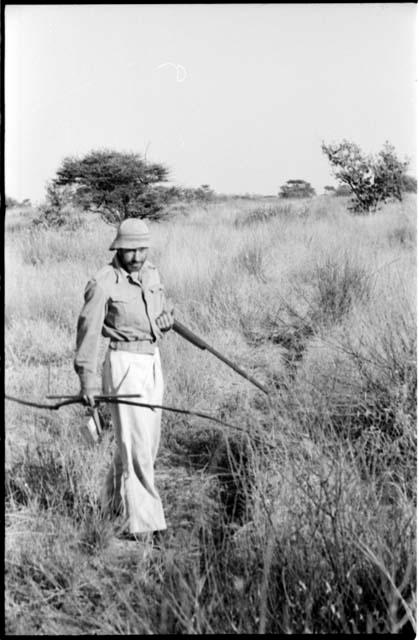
left=156, top=309, right=174, bottom=332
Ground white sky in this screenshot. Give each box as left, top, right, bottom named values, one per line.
left=5, top=3, right=417, bottom=202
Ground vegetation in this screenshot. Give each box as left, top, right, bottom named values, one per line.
left=323, top=184, right=353, bottom=197
left=34, top=159, right=219, bottom=229
left=178, top=184, right=216, bottom=203
left=6, top=196, right=31, bottom=208
left=335, top=183, right=352, bottom=197
left=46, top=149, right=171, bottom=225
left=402, top=174, right=417, bottom=193
left=279, top=179, right=316, bottom=199
left=5, top=193, right=416, bottom=634
left=322, top=139, right=410, bottom=213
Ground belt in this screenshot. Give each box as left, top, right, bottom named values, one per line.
left=109, top=340, right=156, bottom=354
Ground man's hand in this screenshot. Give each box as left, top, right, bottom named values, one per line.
left=156, top=309, right=174, bottom=333
left=81, top=392, right=97, bottom=409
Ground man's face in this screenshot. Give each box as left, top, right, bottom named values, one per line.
left=117, top=247, right=149, bottom=273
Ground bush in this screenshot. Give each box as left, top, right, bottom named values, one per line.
left=401, top=174, right=417, bottom=193
left=6, top=196, right=32, bottom=208
left=335, top=184, right=352, bottom=197
left=177, top=184, right=216, bottom=203
left=6, top=196, right=19, bottom=208
left=313, top=254, right=370, bottom=325
left=279, top=179, right=316, bottom=199
left=322, top=140, right=409, bottom=213
left=33, top=204, right=85, bottom=230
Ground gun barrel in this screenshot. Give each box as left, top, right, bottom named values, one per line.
left=173, top=320, right=269, bottom=396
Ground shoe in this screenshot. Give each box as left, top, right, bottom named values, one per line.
left=152, top=530, right=167, bottom=550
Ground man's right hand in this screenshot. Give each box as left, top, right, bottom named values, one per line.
left=81, top=392, right=97, bottom=409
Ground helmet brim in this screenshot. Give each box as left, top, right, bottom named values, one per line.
left=109, top=239, right=151, bottom=250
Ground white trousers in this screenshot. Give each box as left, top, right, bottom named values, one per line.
left=102, top=348, right=166, bottom=534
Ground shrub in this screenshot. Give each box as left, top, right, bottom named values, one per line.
left=335, top=184, right=352, bottom=197
left=401, top=174, right=417, bottom=193
left=251, top=252, right=370, bottom=356
left=33, top=203, right=85, bottom=230
left=297, top=286, right=416, bottom=488
left=6, top=196, right=19, bottom=208
left=313, top=254, right=370, bottom=325
left=176, top=184, right=216, bottom=203
left=322, top=140, right=409, bottom=213
left=279, top=179, right=316, bottom=199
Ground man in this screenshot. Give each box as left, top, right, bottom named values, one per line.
left=74, top=218, right=174, bottom=540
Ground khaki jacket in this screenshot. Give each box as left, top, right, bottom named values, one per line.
left=74, top=256, right=170, bottom=393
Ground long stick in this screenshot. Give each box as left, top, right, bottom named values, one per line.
left=5, top=394, right=242, bottom=430
left=172, top=320, right=269, bottom=396
left=5, top=394, right=274, bottom=448
left=46, top=394, right=143, bottom=399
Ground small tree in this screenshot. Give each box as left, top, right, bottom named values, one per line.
left=321, top=139, right=409, bottom=213
left=50, top=149, right=171, bottom=224
left=279, top=179, right=316, bottom=199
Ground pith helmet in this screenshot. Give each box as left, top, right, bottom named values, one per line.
left=109, top=218, right=151, bottom=250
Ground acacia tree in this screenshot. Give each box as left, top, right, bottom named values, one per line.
left=321, top=140, right=409, bottom=213
left=50, top=149, right=170, bottom=223
left=279, top=179, right=316, bottom=199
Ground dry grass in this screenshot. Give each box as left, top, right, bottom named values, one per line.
left=5, top=195, right=416, bottom=634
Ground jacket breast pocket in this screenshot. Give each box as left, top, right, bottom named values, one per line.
left=107, top=293, right=139, bottom=327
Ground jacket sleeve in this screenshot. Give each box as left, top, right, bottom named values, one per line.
left=74, top=279, right=108, bottom=394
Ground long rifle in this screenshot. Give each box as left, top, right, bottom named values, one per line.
left=172, top=320, right=269, bottom=396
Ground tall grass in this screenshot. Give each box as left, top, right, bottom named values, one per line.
left=5, top=195, right=416, bottom=634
